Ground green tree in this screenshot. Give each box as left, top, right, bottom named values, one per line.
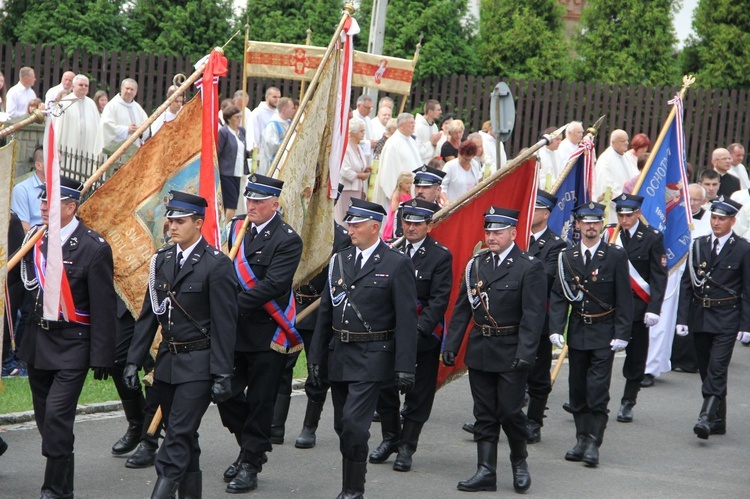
left=683, top=0, right=750, bottom=89
left=355, top=0, right=479, bottom=80
left=0, top=0, right=32, bottom=41
left=0, top=0, right=128, bottom=53
left=237, top=0, right=342, bottom=47
left=573, top=0, right=680, bottom=85
left=478, top=0, right=570, bottom=80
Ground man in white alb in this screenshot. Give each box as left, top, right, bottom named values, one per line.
left=101, top=78, right=150, bottom=160
left=375, top=113, right=421, bottom=210
left=45, top=71, right=75, bottom=107
left=53, top=74, right=103, bottom=157
left=595, top=129, right=636, bottom=223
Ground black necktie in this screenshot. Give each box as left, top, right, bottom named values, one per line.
left=622, top=230, right=630, bottom=245
left=529, top=235, right=536, bottom=247
left=406, top=244, right=414, bottom=258
left=250, top=226, right=258, bottom=241
left=175, top=251, right=183, bottom=273
left=584, top=249, right=592, bottom=268
left=354, top=252, right=363, bottom=275
left=493, top=254, right=500, bottom=270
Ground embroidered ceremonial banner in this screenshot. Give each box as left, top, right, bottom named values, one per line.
left=0, top=140, right=17, bottom=380
left=246, top=41, right=415, bottom=95
left=78, top=96, right=221, bottom=317
left=431, top=158, right=538, bottom=388
left=548, top=137, right=596, bottom=244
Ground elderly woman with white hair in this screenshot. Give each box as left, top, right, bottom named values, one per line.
left=336, top=118, right=372, bottom=224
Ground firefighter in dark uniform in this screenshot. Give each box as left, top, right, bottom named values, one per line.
left=549, top=202, right=633, bottom=467
left=218, top=174, right=303, bottom=494
left=443, top=207, right=546, bottom=494
left=393, top=165, right=446, bottom=237
left=525, top=190, right=567, bottom=443
left=18, top=176, right=117, bottom=498
left=308, top=198, right=418, bottom=499
left=369, top=199, right=452, bottom=472
left=124, top=191, right=237, bottom=498
left=609, top=193, right=667, bottom=422
left=677, top=196, right=750, bottom=440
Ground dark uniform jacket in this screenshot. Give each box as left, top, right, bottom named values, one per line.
left=677, top=232, right=750, bottom=334
left=400, top=235, right=452, bottom=352
left=295, top=223, right=351, bottom=331
left=309, top=240, right=418, bottom=382
left=549, top=242, right=633, bottom=350
left=18, top=220, right=117, bottom=370
left=445, top=244, right=546, bottom=372
left=718, top=173, right=740, bottom=198
left=128, top=238, right=237, bottom=384
left=229, top=213, right=303, bottom=352
left=528, top=227, right=567, bottom=298
left=615, top=221, right=668, bottom=320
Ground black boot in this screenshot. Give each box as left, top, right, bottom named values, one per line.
left=338, top=459, right=366, bottom=499
left=526, top=397, right=546, bottom=444
left=711, top=398, right=727, bottom=435
left=368, top=411, right=401, bottom=463
left=126, top=435, right=159, bottom=468
left=40, top=457, right=70, bottom=499
left=223, top=433, right=245, bottom=483
left=565, top=413, right=588, bottom=462
left=509, top=441, right=531, bottom=493
left=582, top=413, right=607, bottom=466
left=295, top=399, right=325, bottom=449
left=694, top=396, right=720, bottom=439
left=393, top=420, right=424, bottom=472
left=112, top=398, right=146, bottom=455
left=150, top=476, right=179, bottom=499
left=462, top=422, right=476, bottom=434
left=616, top=400, right=635, bottom=423
left=226, top=453, right=262, bottom=494
left=63, top=453, right=74, bottom=499
left=457, top=441, right=497, bottom=492
left=177, top=471, right=202, bottom=499
left=270, top=394, right=291, bottom=445
left=0, top=436, right=7, bottom=456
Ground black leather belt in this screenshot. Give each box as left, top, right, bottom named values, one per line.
left=332, top=328, right=394, bottom=342
left=34, top=313, right=87, bottom=330
left=474, top=323, right=520, bottom=336
left=693, top=294, right=741, bottom=308
left=294, top=292, right=320, bottom=306
left=164, top=338, right=211, bottom=354
left=572, top=309, right=615, bottom=324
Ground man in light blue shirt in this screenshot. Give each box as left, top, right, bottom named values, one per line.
left=11, top=146, right=45, bottom=231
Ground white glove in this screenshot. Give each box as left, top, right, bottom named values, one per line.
left=610, top=339, right=628, bottom=352
left=644, top=313, right=660, bottom=327
left=549, top=334, right=565, bottom=349
left=737, top=331, right=750, bottom=345
left=675, top=325, right=689, bottom=337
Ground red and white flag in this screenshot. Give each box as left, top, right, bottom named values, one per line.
left=42, top=117, right=63, bottom=320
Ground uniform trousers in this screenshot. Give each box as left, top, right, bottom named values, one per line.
left=671, top=332, right=698, bottom=372
left=376, top=342, right=440, bottom=423
left=693, top=331, right=736, bottom=398
left=154, top=379, right=212, bottom=480
left=331, top=380, right=382, bottom=462
left=527, top=328, right=553, bottom=402
left=27, top=366, right=88, bottom=458
left=622, top=320, right=649, bottom=401
left=277, top=328, right=330, bottom=401
left=218, top=350, right=286, bottom=454
left=468, top=368, right=528, bottom=445
left=568, top=347, right=614, bottom=415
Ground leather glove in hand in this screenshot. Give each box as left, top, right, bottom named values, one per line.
left=549, top=334, right=565, bottom=349
left=511, top=358, right=533, bottom=372
left=308, top=364, right=321, bottom=387
left=644, top=312, right=660, bottom=327
left=610, top=339, right=628, bottom=352
left=737, top=331, right=750, bottom=345
left=442, top=351, right=456, bottom=366
left=211, top=374, right=233, bottom=404
left=122, top=363, right=141, bottom=391
left=92, top=366, right=111, bottom=381
left=395, top=371, right=416, bottom=394
left=675, top=325, right=689, bottom=337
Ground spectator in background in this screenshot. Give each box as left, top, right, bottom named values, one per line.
left=250, top=86, right=281, bottom=148
left=466, top=132, right=488, bottom=179
left=698, top=169, right=720, bottom=208
left=219, top=98, right=234, bottom=126
left=378, top=96, right=394, bottom=111
left=727, top=143, right=749, bottom=189
left=376, top=113, right=422, bottom=210
left=373, top=118, right=397, bottom=158
left=11, top=146, right=45, bottom=232
left=0, top=71, right=6, bottom=111
left=26, top=98, right=43, bottom=115
left=53, top=74, right=103, bottom=157
left=479, top=120, right=507, bottom=172
left=442, top=141, right=482, bottom=202
left=440, top=119, right=465, bottom=162
left=150, top=85, right=183, bottom=136
left=44, top=71, right=75, bottom=107
left=712, top=147, right=740, bottom=198
left=353, top=94, right=375, bottom=163
left=370, top=105, right=392, bottom=141
left=218, top=105, right=247, bottom=220
left=415, top=99, right=443, bottom=164
left=93, top=90, right=109, bottom=115
left=382, top=171, right=413, bottom=240
left=537, top=126, right=563, bottom=190
left=625, top=133, right=651, bottom=171
left=101, top=78, right=150, bottom=160
left=259, top=96, right=295, bottom=175
left=233, top=90, right=254, bottom=149
left=435, top=114, right=454, bottom=155
left=558, top=121, right=583, bottom=163
left=595, top=129, right=635, bottom=223
left=336, top=118, right=370, bottom=225
left=5, top=66, right=37, bottom=118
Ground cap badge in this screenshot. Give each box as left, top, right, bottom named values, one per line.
left=421, top=165, right=427, bottom=171
left=489, top=207, right=495, bottom=214
left=588, top=202, right=595, bottom=209
left=411, top=199, right=418, bottom=207
left=620, top=194, right=627, bottom=200
left=251, top=174, right=257, bottom=183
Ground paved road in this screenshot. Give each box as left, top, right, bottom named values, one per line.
left=2, top=349, right=750, bottom=498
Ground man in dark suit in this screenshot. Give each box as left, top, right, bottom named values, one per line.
left=308, top=198, right=417, bottom=499
left=524, top=190, right=567, bottom=443
left=443, top=206, right=546, bottom=494
left=124, top=191, right=237, bottom=498
left=677, top=196, right=750, bottom=440
left=218, top=174, right=303, bottom=494
left=609, top=194, right=667, bottom=420
left=549, top=202, right=633, bottom=467
left=18, top=176, right=117, bottom=498
left=713, top=148, right=741, bottom=198
left=369, top=199, right=452, bottom=472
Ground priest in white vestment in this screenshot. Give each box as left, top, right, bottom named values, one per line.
left=54, top=75, right=103, bottom=157
left=558, top=121, right=584, bottom=164
left=101, top=78, right=149, bottom=161
left=375, top=113, right=421, bottom=211
left=595, top=129, right=637, bottom=223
